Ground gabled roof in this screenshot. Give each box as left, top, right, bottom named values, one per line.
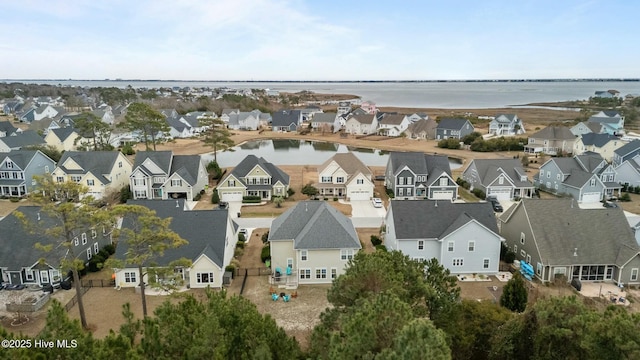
left=406, top=118, right=437, bottom=134
left=313, top=112, right=338, bottom=123
left=0, top=130, right=45, bottom=148
left=0, top=150, right=46, bottom=169
left=529, top=126, right=576, bottom=140
left=57, top=151, right=122, bottom=184
left=588, top=116, right=623, bottom=125
left=169, top=155, right=203, bottom=186
left=576, top=121, right=604, bottom=133
left=319, top=152, right=371, bottom=177
left=468, top=159, right=532, bottom=187
left=50, top=127, right=78, bottom=142
left=0, top=121, right=18, bottom=135
left=614, top=140, right=640, bottom=157
left=271, top=110, right=301, bottom=127
left=379, top=114, right=406, bottom=126
left=500, top=199, right=639, bottom=266
left=574, top=153, right=605, bottom=173
left=133, top=151, right=173, bottom=174
left=389, top=200, right=499, bottom=239
left=388, top=152, right=453, bottom=181
left=436, top=118, right=470, bottom=130
left=226, top=155, right=289, bottom=187
left=269, top=201, right=360, bottom=250
left=349, top=114, right=376, bottom=125
left=116, top=200, right=229, bottom=267
left=493, top=114, right=518, bottom=123
left=166, top=116, right=191, bottom=132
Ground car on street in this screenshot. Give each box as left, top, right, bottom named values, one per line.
left=372, top=198, right=383, bottom=208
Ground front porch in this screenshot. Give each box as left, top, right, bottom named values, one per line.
left=0, top=184, right=27, bottom=197
left=317, top=184, right=346, bottom=198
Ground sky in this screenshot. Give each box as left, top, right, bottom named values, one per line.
left=1, top=0, right=639, bottom=81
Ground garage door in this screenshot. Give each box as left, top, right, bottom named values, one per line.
left=221, top=191, right=243, bottom=202
left=488, top=188, right=511, bottom=200
left=581, top=192, right=602, bottom=203
left=432, top=190, right=454, bottom=200
left=348, top=189, right=372, bottom=201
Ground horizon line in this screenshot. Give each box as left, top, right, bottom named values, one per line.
left=2, top=78, right=640, bottom=83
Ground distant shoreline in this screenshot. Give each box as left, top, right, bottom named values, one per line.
left=3, top=78, right=640, bottom=83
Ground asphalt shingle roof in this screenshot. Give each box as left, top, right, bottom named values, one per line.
left=319, top=152, right=371, bottom=177
left=170, top=155, right=202, bottom=186
left=226, top=155, right=290, bottom=187
left=579, top=133, right=618, bottom=147
left=469, top=159, right=533, bottom=188
left=0, top=130, right=45, bottom=149
left=58, top=151, right=121, bottom=184
left=530, top=126, right=576, bottom=140
left=133, top=151, right=173, bottom=174
left=437, top=118, right=469, bottom=130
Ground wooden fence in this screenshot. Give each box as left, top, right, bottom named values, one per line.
left=234, top=267, right=272, bottom=277
left=64, top=287, right=90, bottom=312
left=80, top=279, right=115, bottom=288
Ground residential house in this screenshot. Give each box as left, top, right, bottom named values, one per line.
left=28, top=118, right=61, bottom=136
left=18, top=104, right=60, bottom=123
left=220, top=109, right=240, bottom=124
left=594, top=90, right=619, bottom=98
left=360, top=101, right=377, bottom=114
left=272, top=110, right=302, bottom=132
left=92, top=108, right=115, bottom=126
left=317, top=152, right=374, bottom=200
left=488, top=114, right=525, bottom=136
left=336, top=101, right=352, bottom=116
left=573, top=133, right=626, bottom=162
left=406, top=113, right=431, bottom=123
left=113, top=199, right=235, bottom=289
left=534, top=153, right=619, bottom=203
left=0, top=150, right=56, bottom=197
left=44, top=127, right=84, bottom=151
left=0, top=130, right=46, bottom=152
left=52, top=151, right=133, bottom=199
left=0, top=121, right=19, bottom=137
left=385, top=152, right=458, bottom=200
left=570, top=121, right=604, bottom=136
left=268, top=201, right=361, bottom=285
left=130, top=151, right=208, bottom=201
left=165, top=115, right=195, bottom=139
left=377, top=114, right=411, bottom=137
left=614, top=154, right=640, bottom=188
left=588, top=110, right=625, bottom=136
left=435, top=118, right=474, bottom=140
left=405, top=118, right=437, bottom=140
left=524, top=126, right=576, bottom=155
left=385, top=200, right=503, bottom=274
left=311, top=112, right=340, bottom=132
left=498, top=198, right=640, bottom=286
left=0, top=205, right=114, bottom=286
left=227, top=110, right=261, bottom=130
left=301, top=105, right=323, bottom=121
left=613, top=140, right=640, bottom=166
left=344, top=114, right=378, bottom=135
left=462, top=159, right=535, bottom=200
left=216, top=155, right=290, bottom=202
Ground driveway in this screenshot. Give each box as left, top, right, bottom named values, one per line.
left=350, top=200, right=386, bottom=218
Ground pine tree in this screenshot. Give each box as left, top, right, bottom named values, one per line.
left=500, top=272, right=528, bottom=312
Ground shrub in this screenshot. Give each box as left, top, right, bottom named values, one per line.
left=121, top=144, right=135, bottom=155
left=103, top=244, right=116, bottom=255
left=385, top=187, right=395, bottom=199
left=370, top=235, right=382, bottom=246
left=456, top=177, right=470, bottom=189
left=333, top=197, right=338, bottom=201
left=619, top=192, right=631, bottom=202
left=375, top=245, right=387, bottom=252
left=472, top=188, right=486, bottom=199
left=461, top=131, right=482, bottom=145
left=225, top=264, right=236, bottom=275
left=261, top=244, right=271, bottom=263
left=236, top=241, right=245, bottom=249
left=120, top=185, right=132, bottom=204
left=9, top=197, right=20, bottom=203
left=211, top=190, right=220, bottom=204
left=301, top=183, right=319, bottom=197
left=234, top=247, right=244, bottom=257
left=242, top=195, right=261, bottom=203
left=193, top=193, right=202, bottom=201
left=437, top=138, right=461, bottom=149
left=238, top=233, right=246, bottom=242
left=261, top=231, right=270, bottom=244
left=206, top=161, right=222, bottom=179
left=287, top=188, right=295, bottom=197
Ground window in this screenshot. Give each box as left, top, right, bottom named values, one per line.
left=56, top=176, right=64, bottom=183
left=406, top=188, right=412, bottom=196
left=32, top=179, right=36, bottom=186
left=631, top=268, right=639, bottom=281
left=40, top=271, right=49, bottom=283
left=357, top=179, right=364, bottom=184
left=520, top=232, right=525, bottom=244
left=341, top=249, right=354, bottom=260
left=25, top=270, right=34, bottom=281
left=609, top=174, right=614, bottom=182
left=483, top=259, right=490, bottom=269
left=407, top=177, right=413, bottom=185
left=74, top=237, right=79, bottom=246
left=5, top=161, right=13, bottom=168
left=447, top=241, right=454, bottom=252
left=44, top=166, right=49, bottom=173
left=526, top=254, right=531, bottom=264
left=536, top=262, right=543, bottom=276
left=86, top=179, right=94, bottom=186
left=398, top=177, right=405, bottom=185
left=321, top=176, right=332, bottom=183
left=439, top=177, right=448, bottom=186
left=71, top=175, right=81, bottom=183
left=81, top=233, right=87, bottom=245
left=133, top=178, right=146, bottom=186
left=301, top=250, right=308, bottom=261
left=554, top=183, right=558, bottom=190
left=124, top=272, right=136, bottom=283
left=316, top=268, right=327, bottom=279
left=86, top=248, right=92, bottom=260
left=287, top=258, right=293, bottom=269
left=336, top=177, right=344, bottom=183
left=94, top=242, right=99, bottom=254
left=134, top=190, right=147, bottom=198
left=468, top=241, right=475, bottom=252
left=418, top=240, right=424, bottom=250
left=299, top=269, right=311, bottom=279
left=590, top=178, right=596, bottom=186
left=520, top=249, right=526, bottom=257
left=331, top=268, right=337, bottom=279
left=398, top=188, right=404, bottom=196
left=171, top=179, right=182, bottom=187
left=196, top=272, right=214, bottom=283
left=539, top=170, right=544, bottom=177
left=452, top=258, right=464, bottom=267
left=498, top=177, right=504, bottom=185
left=92, top=229, right=97, bottom=239
left=556, top=174, right=561, bottom=180
left=118, top=161, right=123, bottom=168
left=228, top=180, right=236, bottom=186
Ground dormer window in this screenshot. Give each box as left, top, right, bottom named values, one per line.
left=5, top=161, right=13, bottom=169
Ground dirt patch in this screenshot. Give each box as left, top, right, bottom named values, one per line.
left=0, top=288, right=77, bottom=337
left=356, top=228, right=382, bottom=254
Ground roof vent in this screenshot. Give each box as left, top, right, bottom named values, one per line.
left=305, top=203, right=308, bottom=212
left=176, top=200, right=179, bottom=208
left=37, top=212, right=40, bottom=221
left=573, top=247, right=578, bottom=257
left=434, top=200, right=438, bottom=207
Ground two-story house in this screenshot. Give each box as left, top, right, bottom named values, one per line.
left=615, top=154, right=640, bottom=188
left=0, top=205, right=114, bottom=287
left=227, top=110, right=262, bottom=130
left=0, top=130, right=46, bottom=152
left=52, top=151, right=132, bottom=199
left=272, top=110, right=302, bottom=132
left=377, top=114, right=411, bottom=137
left=311, top=112, right=340, bottom=132
left=535, top=153, right=619, bottom=203
left=130, top=151, right=208, bottom=201
left=499, top=199, right=640, bottom=286
left=524, top=126, right=576, bottom=155
left=0, top=150, right=56, bottom=197
left=385, top=200, right=504, bottom=275
left=462, top=159, right=535, bottom=200
left=435, top=118, right=474, bottom=140
left=405, top=118, right=437, bottom=140
left=344, top=114, right=378, bottom=135
left=216, top=155, right=290, bottom=202
left=114, top=199, right=235, bottom=289
left=317, top=152, right=374, bottom=200
left=573, top=133, right=626, bottom=163
left=613, top=140, right=640, bottom=166
left=488, top=114, right=525, bottom=136
left=588, top=110, right=625, bottom=136
left=268, top=201, right=361, bottom=285
left=570, top=121, right=604, bottom=136
left=44, top=127, right=85, bottom=151
left=385, top=152, right=458, bottom=200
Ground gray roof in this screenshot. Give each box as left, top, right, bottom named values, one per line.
left=115, top=200, right=229, bottom=267
left=0, top=150, right=42, bottom=169
left=0, top=121, right=18, bottom=135
left=406, top=118, right=437, bottom=134
left=313, top=112, right=338, bottom=124
left=574, top=153, right=605, bottom=173
left=320, top=152, right=371, bottom=177
left=494, top=114, right=518, bottom=123
left=133, top=151, right=173, bottom=175
left=170, top=155, right=203, bottom=186
left=349, top=114, right=376, bottom=125
left=437, top=118, right=470, bottom=130
left=50, top=127, right=78, bottom=142
left=269, top=201, right=360, bottom=250
left=388, top=152, right=453, bottom=185
left=226, top=155, right=289, bottom=187
left=57, top=151, right=121, bottom=184
left=588, top=116, right=622, bottom=125
left=271, top=110, right=301, bottom=128
left=379, top=114, right=406, bottom=125
left=0, top=130, right=45, bottom=149
left=389, top=200, right=499, bottom=239
left=614, top=140, right=640, bottom=157
left=530, top=126, right=576, bottom=140
left=469, top=159, right=533, bottom=188
left=500, top=199, right=639, bottom=266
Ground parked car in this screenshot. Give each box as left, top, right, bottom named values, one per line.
left=218, top=201, right=228, bottom=209
left=372, top=198, right=383, bottom=208
left=603, top=201, right=618, bottom=208
left=486, top=196, right=503, bottom=212
left=239, top=228, right=248, bottom=238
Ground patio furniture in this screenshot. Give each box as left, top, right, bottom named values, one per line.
left=271, top=293, right=279, bottom=301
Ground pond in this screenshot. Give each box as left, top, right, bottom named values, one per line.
left=204, top=139, right=463, bottom=169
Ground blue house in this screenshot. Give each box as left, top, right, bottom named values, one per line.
left=435, top=118, right=474, bottom=140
